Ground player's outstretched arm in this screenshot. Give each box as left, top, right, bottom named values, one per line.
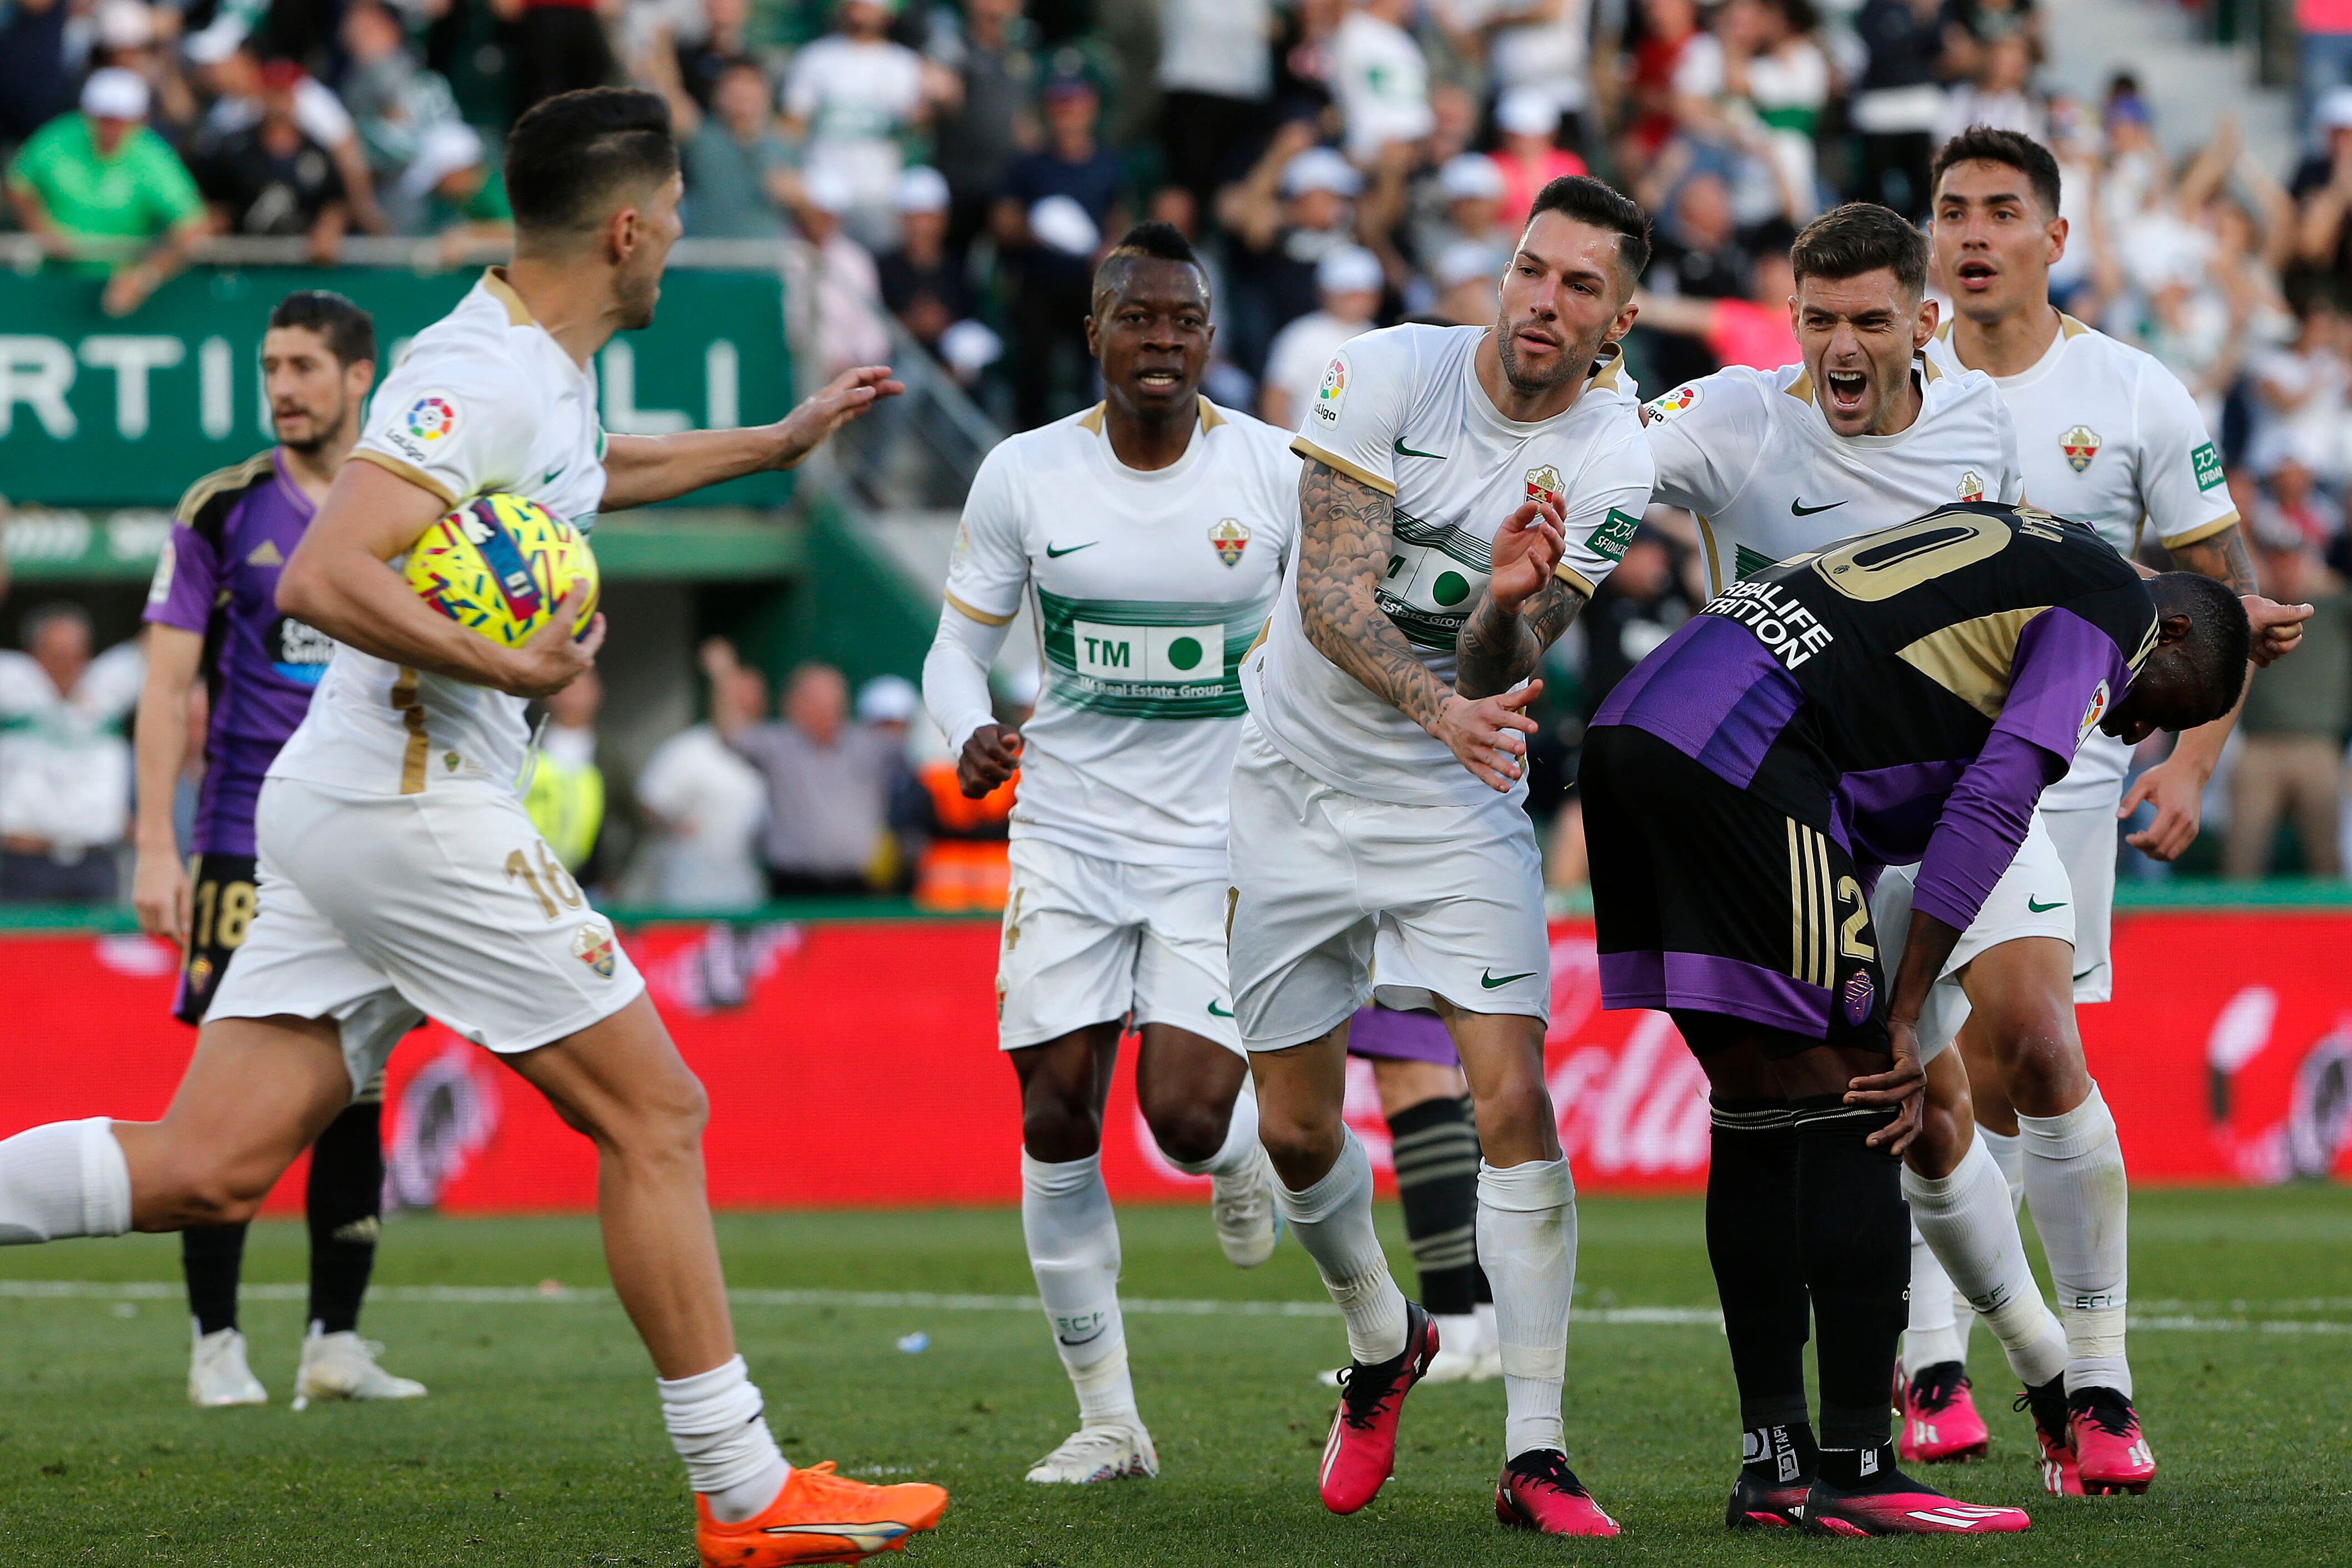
left=280, top=460, right=603, bottom=699
left=1296, top=457, right=1536, bottom=791
left=1457, top=499, right=1583, bottom=699
left=598, top=366, right=905, bottom=512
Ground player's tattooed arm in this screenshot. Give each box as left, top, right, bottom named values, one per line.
left=1295, top=457, right=1454, bottom=729
left=2168, top=522, right=2258, bottom=596
left=1457, top=578, right=1587, bottom=698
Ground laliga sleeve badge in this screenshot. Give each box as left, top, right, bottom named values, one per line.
left=1312, top=353, right=1349, bottom=426
left=2077, top=680, right=2111, bottom=747
left=1209, top=517, right=1250, bottom=567
left=405, top=392, right=460, bottom=444
left=571, top=922, right=618, bottom=979
left=1647, top=384, right=1701, bottom=422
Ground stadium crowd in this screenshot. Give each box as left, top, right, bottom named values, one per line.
left=4, top=0, right=2352, bottom=899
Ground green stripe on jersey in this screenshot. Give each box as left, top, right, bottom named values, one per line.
left=1735, top=543, right=1777, bottom=582
left=1036, top=589, right=1272, bottom=719
left=1392, top=508, right=1492, bottom=572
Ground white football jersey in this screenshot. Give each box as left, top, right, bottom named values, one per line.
left=1644, top=358, right=2024, bottom=597
left=944, top=398, right=1300, bottom=869
left=1926, top=315, right=2240, bottom=808
left=273, top=269, right=608, bottom=799
left=1247, top=322, right=1653, bottom=808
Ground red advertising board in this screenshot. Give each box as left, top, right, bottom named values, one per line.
left=2, top=913, right=2346, bottom=1212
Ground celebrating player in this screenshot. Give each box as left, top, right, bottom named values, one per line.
left=1581, top=505, right=2251, bottom=1535
left=0, top=88, right=944, bottom=1567
left=921, top=221, right=1295, bottom=1485
left=1230, top=175, right=1654, bottom=1535
left=132, top=289, right=426, bottom=1411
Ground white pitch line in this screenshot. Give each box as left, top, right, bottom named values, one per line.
left=1, top=1280, right=2345, bottom=1333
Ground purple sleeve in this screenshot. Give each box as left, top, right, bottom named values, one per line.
left=143, top=522, right=223, bottom=634
left=1989, top=606, right=2133, bottom=758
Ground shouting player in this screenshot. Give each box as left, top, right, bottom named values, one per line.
left=133, top=289, right=425, bottom=1411
left=0, top=89, right=944, bottom=1567
left=1873, top=128, right=2310, bottom=1491
left=1231, top=175, right=1654, bottom=1535
left=1582, top=506, right=2251, bottom=1535
left=922, top=221, right=1294, bottom=1485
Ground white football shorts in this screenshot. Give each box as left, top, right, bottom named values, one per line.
left=207, top=775, right=645, bottom=1091
left=2039, top=798, right=2118, bottom=1004
left=997, top=836, right=1241, bottom=1054
left=1869, top=813, right=2074, bottom=1065
left=1225, top=716, right=1548, bottom=1052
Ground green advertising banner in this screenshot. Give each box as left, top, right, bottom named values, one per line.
left=0, top=264, right=793, bottom=510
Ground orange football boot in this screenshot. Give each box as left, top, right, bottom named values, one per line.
left=696, top=1461, right=949, bottom=1566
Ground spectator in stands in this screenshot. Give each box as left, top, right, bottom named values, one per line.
left=878, top=165, right=974, bottom=350
left=1487, top=0, right=1600, bottom=144
left=1158, top=0, right=1278, bottom=218
left=2257, top=454, right=2344, bottom=551
left=1218, top=128, right=1361, bottom=380
left=1491, top=87, right=1589, bottom=233
left=526, top=666, right=607, bottom=880
left=1633, top=236, right=1800, bottom=370
left=927, top=0, right=1033, bottom=257
left=341, top=0, right=463, bottom=187
left=1331, top=0, right=1434, bottom=166
left=2250, top=291, right=2351, bottom=488
left=1261, top=244, right=1383, bottom=427
left=1938, top=26, right=2043, bottom=144
left=1618, top=0, right=1700, bottom=177
left=996, top=70, right=1127, bottom=428
left=637, top=653, right=769, bottom=912
left=1411, top=152, right=1510, bottom=279
left=187, top=34, right=388, bottom=234
left=784, top=0, right=948, bottom=250
left=1425, top=237, right=1502, bottom=324
left=2291, top=89, right=2352, bottom=292
left=195, top=59, right=351, bottom=263
left=705, top=643, right=902, bottom=899
left=0, top=0, right=74, bottom=158
left=2226, top=523, right=2352, bottom=877
left=672, top=0, right=760, bottom=114
left=1848, top=0, right=1947, bottom=217
left=502, top=0, right=620, bottom=120
left=90, top=0, right=200, bottom=144
left=679, top=58, right=797, bottom=238
left=797, top=167, right=892, bottom=376
left=401, top=121, right=515, bottom=261
left=1673, top=0, right=1827, bottom=221
left=6, top=70, right=205, bottom=318
left=2300, top=0, right=2352, bottom=126
left=0, top=604, right=145, bottom=904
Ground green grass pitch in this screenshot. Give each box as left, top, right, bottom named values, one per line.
left=2, top=1189, right=2347, bottom=1565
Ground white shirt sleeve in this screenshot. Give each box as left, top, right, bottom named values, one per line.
left=783, top=45, right=825, bottom=120
left=353, top=347, right=540, bottom=508
left=0, top=651, right=44, bottom=719
left=80, top=641, right=147, bottom=719
left=940, top=443, right=1030, bottom=625
left=1291, top=331, right=1413, bottom=496
left=1991, top=395, right=2027, bottom=505
left=1642, top=371, right=1766, bottom=518
left=2133, top=359, right=2240, bottom=548
left=1554, top=414, right=1659, bottom=598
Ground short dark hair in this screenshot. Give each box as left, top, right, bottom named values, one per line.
left=1093, top=221, right=1207, bottom=313
left=505, top=87, right=679, bottom=238
left=2148, top=572, right=2251, bottom=713
left=1526, top=174, right=1652, bottom=286
left=267, top=289, right=375, bottom=367
left=1791, top=202, right=1929, bottom=301
left=1931, top=127, right=2064, bottom=219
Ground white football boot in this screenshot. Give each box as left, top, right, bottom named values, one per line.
left=1024, top=1422, right=1160, bottom=1484
left=291, top=1329, right=428, bottom=1409
left=189, top=1325, right=268, bottom=1407
left=1210, top=1144, right=1282, bottom=1269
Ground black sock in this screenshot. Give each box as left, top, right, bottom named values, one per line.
left=1742, top=1420, right=1821, bottom=1485
left=1817, top=1442, right=1904, bottom=1490
left=1705, top=1102, right=1811, bottom=1432
left=1793, top=1102, right=1908, bottom=1452
left=182, top=1223, right=247, bottom=1336
left=1388, top=1093, right=1482, bottom=1317
left=306, top=1098, right=384, bottom=1335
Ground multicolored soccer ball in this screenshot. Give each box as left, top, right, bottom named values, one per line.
left=404, top=493, right=599, bottom=648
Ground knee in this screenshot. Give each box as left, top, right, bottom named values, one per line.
left=1994, top=1025, right=2086, bottom=1117
left=601, top=1070, right=710, bottom=1169
left=1020, top=1089, right=1103, bottom=1163
left=1471, top=1081, right=1559, bottom=1165
left=1141, top=1098, right=1227, bottom=1167
left=1254, top=1099, right=1341, bottom=1185
left=165, top=1171, right=271, bottom=1230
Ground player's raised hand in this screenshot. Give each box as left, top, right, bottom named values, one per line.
left=2242, top=593, right=2311, bottom=666
left=1487, top=499, right=1566, bottom=614
left=1433, top=684, right=1542, bottom=792
left=497, top=583, right=604, bottom=699
left=1847, top=1021, right=1926, bottom=1154
left=131, top=847, right=191, bottom=945
left=2119, top=756, right=2206, bottom=861
left=958, top=722, right=1024, bottom=798
left=769, top=366, right=907, bottom=471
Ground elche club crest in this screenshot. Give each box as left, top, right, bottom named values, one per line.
left=1526, top=465, right=1566, bottom=512
left=1208, top=517, right=1249, bottom=567
left=1956, top=470, right=1985, bottom=502
left=2061, top=424, right=2102, bottom=474
left=571, top=922, right=617, bottom=979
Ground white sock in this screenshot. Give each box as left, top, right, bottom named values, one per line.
left=1955, top=1124, right=2024, bottom=1365
left=1903, top=1220, right=1963, bottom=1376
left=2016, top=1084, right=2131, bottom=1397
left=1477, top=1157, right=1575, bottom=1459
left=1164, top=1080, right=1261, bottom=1181
left=1020, top=1150, right=1137, bottom=1427
left=0, top=1118, right=131, bottom=1244
left=1903, top=1136, right=2069, bottom=1388
left=1273, top=1130, right=1406, bottom=1365
left=658, top=1355, right=789, bottom=1524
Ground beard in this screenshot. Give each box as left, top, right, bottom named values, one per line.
left=618, top=269, right=661, bottom=332
left=1495, top=314, right=1600, bottom=397
left=273, top=401, right=342, bottom=454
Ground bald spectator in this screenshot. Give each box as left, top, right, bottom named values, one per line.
left=7, top=70, right=205, bottom=317
left=704, top=643, right=901, bottom=899
left=0, top=605, right=146, bottom=904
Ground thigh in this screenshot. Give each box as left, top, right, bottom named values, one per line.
left=500, top=992, right=702, bottom=1142
left=1227, top=721, right=1375, bottom=1052
left=116, top=1012, right=357, bottom=1221
left=999, top=838, right=1141, bottom=1050
left=1132, top=862, right=1243, bottom=1053
left=1363, top=793, right=1551, bottom=1024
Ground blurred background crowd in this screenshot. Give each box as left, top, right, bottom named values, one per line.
left=3, top=0, right=2351, bottom=905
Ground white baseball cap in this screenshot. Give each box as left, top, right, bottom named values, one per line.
left=802, top=165, right=857, bottom=215
left=1028, top=193, right=1100, bottom=255
left=1496, top=86, right=1562, bottom=139
left=2321, top=86, right=2352, bottom=133
left=856, top=674, right=919, bottom=725
left=401, top=120, right=485, bottom=198
left=896, top=164, right=950, bottom=214
left=1282, top=146, right=1363, bottom=199
left=95, top=0, right=156, bottom=51
left=81, top=67, right=151, bottom=122
left=1437, top=152, right=1506, bottom=202
left=1433, top=238, right=1502, bottom=290
left=1316, top=244, right=1384, bottom=298
left=183, top=18, right=248, bottom=65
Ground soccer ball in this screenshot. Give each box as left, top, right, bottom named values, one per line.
left=404, top=493, right=599, bottom=648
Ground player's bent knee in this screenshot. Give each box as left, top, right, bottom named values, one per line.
left=1020, top=1101, right=1104, bottom=1162
left=1142, top=1101, right=1227, bottom=1167
left=1470, top=1083, right=1559, bottom=1165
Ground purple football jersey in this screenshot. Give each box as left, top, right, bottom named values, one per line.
left=145, top=449, right=336, bottom=857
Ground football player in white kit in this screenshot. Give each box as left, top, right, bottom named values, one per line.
left=0, top=89, right=948, bottom=1567
left=921, top=222, right=1295, bottom=1486
left=1867, top=128, right=2310, bottom=1497
left=1230, top=176, right=1654, bottom=1537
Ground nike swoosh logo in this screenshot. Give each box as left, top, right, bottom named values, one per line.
left=1481, top=968, right=1537, bottom=989
left=2074, top=966, right=2098, bottom=981
left=761, top=1522, right=913, bottom=1549
left=1790, top=499, right=1846, bottom=516
left=1207, top=1001, right=1234, bottom=1017
left=1045, top=541, right=1097, bottom=558
left=541, top=467, right=563, bottom=486
left=1393, top=436, right=1445, bottom=460
left=2027, top=898, right=2067, bottom=913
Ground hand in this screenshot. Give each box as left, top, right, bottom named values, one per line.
left=769, top=366, right=906, bottom=471
left=131, top=847, right=191, bottom=945
left=491, top=583, right=605, bottom=699
left=957, top=723, right=1023, bottom=798
left=101, top=262, right=157, bottom=318
left=2119, top=754, right=2207, bottom=860
left=2242, top=593, right=2311, bottom=666
left=1431, top=684, right=1541, bottom=792
left=698, top=635, right=740, bottom=683
left=1846, top=1017, right=1926, bottom=1154
left=1486, top=499, right=1565, bottom=614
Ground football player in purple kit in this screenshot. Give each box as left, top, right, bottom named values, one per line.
left=131, top=291, right=427, bottom=1410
